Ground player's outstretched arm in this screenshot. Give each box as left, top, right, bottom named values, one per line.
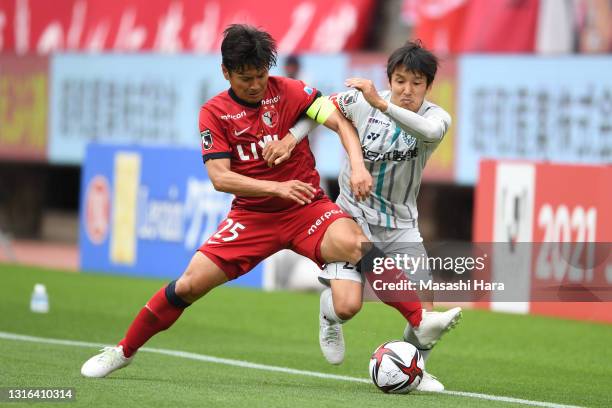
left=205, top=158, right=316, bottom=205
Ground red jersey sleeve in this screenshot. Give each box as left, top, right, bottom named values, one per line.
left=277, top=77, right=320, bottom=120
left=199, top=106, right=232, bottom=162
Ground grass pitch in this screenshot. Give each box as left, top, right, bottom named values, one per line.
left=1, top=264, right=611, bottom=407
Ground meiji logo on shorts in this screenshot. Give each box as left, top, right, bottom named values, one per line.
left=220, top=110, right=246, bottom=120
left=307, top=209, right=344, bottom=235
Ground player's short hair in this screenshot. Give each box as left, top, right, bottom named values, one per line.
left=386, top=40, right=438, bottom=86
left=221, top=24, right=278, bottom=73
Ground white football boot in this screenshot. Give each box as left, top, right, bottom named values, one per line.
left=81, top=345, right=134, bottom=378
left=416, top=371, right=445, bottom=392
left=319, top=292, right=345, bottom=365
left=404, top=307, right=462, bottom=349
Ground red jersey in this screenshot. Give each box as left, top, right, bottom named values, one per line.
left=199, top=76, right=324, bottom=212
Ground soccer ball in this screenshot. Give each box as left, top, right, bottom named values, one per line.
left=369, top=341, right=424, bottom=393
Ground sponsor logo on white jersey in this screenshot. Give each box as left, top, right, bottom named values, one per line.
left=362, top=146, right=419, bottom=162
left=367, top=116, right=392, bottom=128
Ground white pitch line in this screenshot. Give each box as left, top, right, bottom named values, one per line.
left=0, top=331, right=582, bottom=408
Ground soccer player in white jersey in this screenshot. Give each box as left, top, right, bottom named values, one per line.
left=264, top=41, right=461, bottom=391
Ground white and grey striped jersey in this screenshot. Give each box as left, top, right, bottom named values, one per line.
left=332, top=90, right=451, bottom=229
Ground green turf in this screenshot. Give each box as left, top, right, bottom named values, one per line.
left=1, top=264, right=611, bottom=407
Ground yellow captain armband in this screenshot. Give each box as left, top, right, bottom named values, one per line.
left=305, top=96, right=336, bottom=124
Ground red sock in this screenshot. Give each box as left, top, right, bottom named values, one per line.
left=384, top=302, right=423, bottom=327
left=118, top=286, right=186, bottom=357
left=363, top=269, right=423, bottom=327
left=360, top=246, right=423, bottom=327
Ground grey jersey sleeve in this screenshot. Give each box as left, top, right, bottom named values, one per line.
left=384, top=102, right=451, bottom=143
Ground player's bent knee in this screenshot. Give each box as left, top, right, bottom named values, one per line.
left=333, top=234, right=368, bottom=264
left=321, top=219, right=370, bottom=264
left=174, top=277, right=199, bottom=303
left=333, top=296, right=362, bottom=320
left=175, top=252, right=228, bottom=302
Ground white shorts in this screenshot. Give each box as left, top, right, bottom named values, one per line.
left=318, top=216, right=432, bottom=286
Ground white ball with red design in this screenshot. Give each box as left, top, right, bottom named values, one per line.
left=369, top=340, right=424, bottom=393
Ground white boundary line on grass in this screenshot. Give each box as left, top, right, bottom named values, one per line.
left=0, top=331, right=582, bottom=408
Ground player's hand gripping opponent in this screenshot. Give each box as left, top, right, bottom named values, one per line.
left=350, top=165, right=372, bottom=202
left=345, top=78, right=389, bottom=112
left=264, top=94, right=373, bottom=201
left=262, top=136, right=296, bottom=167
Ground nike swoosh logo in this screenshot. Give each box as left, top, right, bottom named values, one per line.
left=234, top=127, right=251, bottom=136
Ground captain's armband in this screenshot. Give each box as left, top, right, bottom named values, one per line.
left=305, top=96, right=337, bottom=124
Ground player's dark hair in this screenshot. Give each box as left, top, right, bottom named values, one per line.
left=221, top=24, right=278, bottom=73
left=386, top=40, right=438, bottom=86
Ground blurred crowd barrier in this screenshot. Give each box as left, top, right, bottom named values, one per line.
left=0, top=0, right=375, bottom=54
left=3, top=0, right=609, bottom=55
left=402, top=0, right=612, bottom=54
left=1, top=53, right=610, bottom=185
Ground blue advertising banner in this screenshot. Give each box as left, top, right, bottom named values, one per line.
left=456, top=56, right=612, bottom=185
left=79, top=143, right=264, bottom=287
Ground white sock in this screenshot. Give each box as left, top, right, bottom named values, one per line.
left=320, top=288, right=345, bottom=324
left=419, top=348, right=431, bottom=362
left=413, top=309, right=431, bottom=363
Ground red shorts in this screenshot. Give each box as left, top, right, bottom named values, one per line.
left=198, top=197, right=350, bottom=280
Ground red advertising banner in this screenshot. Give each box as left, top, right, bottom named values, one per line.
left=459, top=0, right=538, bottom=53
left=402, top=0, right=470, bottom=54
left=474, top=160, right=612, bottom=323
left=0, top=0, right=375, bottom=54
left=404, top=0, right=538, bottom=54
left=347, top=53, right=457, bottom=182
left=528, top=164, right=612, bottom=323
left=0, top=54, right=48, bottom=161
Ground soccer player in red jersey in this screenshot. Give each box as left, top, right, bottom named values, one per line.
left=81, top=25, right=438, bottom=378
